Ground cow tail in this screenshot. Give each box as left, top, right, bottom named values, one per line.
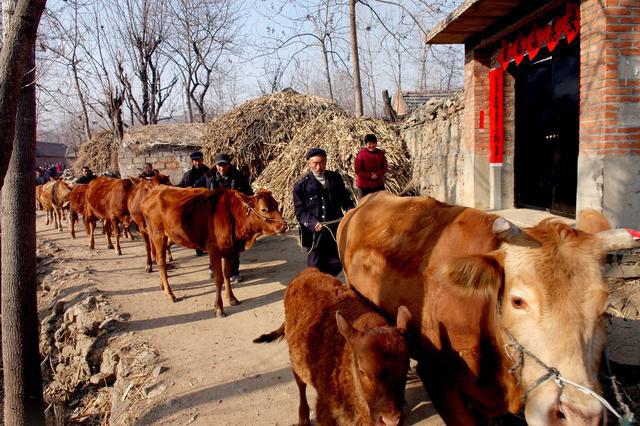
left=253, top=323, right=285, bottom=343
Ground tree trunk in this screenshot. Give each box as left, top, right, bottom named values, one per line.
left=0, top=0, right=46, bottom=190
left=1, top=43, right=45, bottom=425
left=72, top=57, right=92, bottom=141
left=349, top=0, right=363, bottom=117
left=320, top=40, right=334, bottom=101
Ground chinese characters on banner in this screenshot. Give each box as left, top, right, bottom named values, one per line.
left=489, top=69, right=504, bottom=165
left=488, top=2, right=580, bottom=164
left=495, top=2, right=580, bottom=69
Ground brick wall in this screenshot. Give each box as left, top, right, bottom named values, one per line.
left=118, top=146, right=196, bottom=186
left=580, top=0, right=640, bottom=155
left=577, top=0, right=640, bottom=228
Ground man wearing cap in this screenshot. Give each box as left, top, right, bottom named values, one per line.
left=293, top=147, right=355, bottom=276
left=179, top=151, right=209, bottom=188
left=196, top=153, right=253, bottom=282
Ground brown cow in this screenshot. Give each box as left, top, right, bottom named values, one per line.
left=69, top=184, right=92, bottom=239
left=126, top=174, right=173, bottom=272
left=84, top=176, right=136, bottom=254
left=141, top=186, right=287, bottom=316
left=35, top=184, right=44, bottom=211
left=38, top=180, right=57, bottom=227
left=337, top=192, right=640, bottom=426
left=50, top=179, right=73, bottom=232
left=254, top=268, right=411, bottom=426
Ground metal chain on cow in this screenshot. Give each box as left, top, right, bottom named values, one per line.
left=502, top=326, right=632, bottom=425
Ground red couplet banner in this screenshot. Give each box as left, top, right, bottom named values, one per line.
left=489, top=69, right=504, bottom=164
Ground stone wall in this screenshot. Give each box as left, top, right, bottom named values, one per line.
left=117, top=146, right=196, bottom=185
left=400, top=93, right=465, bottom=204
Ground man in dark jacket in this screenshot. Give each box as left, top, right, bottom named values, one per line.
left=75, top=166, right=97, bottom=184
left=139, top=162, right=159, bottom=178
left=179, top=151, right=209, bottom=187
left=293, top=147, right=355, bottom=276
left=196, top=153, right=253, bottom=281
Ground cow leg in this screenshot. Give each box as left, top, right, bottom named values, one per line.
left=152, top=235, right=176, bottom=302
left=88, top=218, right=96, bottom=250
left=70, top=211, right=78, bottom=239
left=112, top=219, right=122, bottom=255
left=209, top=253, right=225, bottom=317
left=293, top=371, right=311, bottom=425
left=141, top=230, right=153, bottom=272
left=166, top=239, right=174, bottom=262
left=45, top=209, right=50, bottom=225
left=104, top=220, right=114, bottom=250
left=222, top=256, right=240, bottom=306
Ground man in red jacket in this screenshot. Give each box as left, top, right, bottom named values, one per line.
left=354, top=133, right=388, bottom=198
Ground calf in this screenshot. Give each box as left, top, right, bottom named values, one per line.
left=254, top=268, right=411, bottom=426
left=38, top=180, right=56, bottom=226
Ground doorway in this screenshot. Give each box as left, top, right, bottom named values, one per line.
left=514, top=39, right=579, bottom=217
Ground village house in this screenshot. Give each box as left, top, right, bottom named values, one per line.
left=426, top=0, right=640, bottom=228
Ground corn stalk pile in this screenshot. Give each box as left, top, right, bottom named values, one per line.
left=201, top=91, right=346, bottom=181
left=252, top=108, right=412, bottom=222
left=73, top=131, right=120, bottom=175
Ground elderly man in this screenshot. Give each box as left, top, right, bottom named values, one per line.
left=293, top=147, right=354, bottom=276
left=179, top=151, right=209, bottom=187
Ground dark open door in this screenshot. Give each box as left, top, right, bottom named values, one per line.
left=514, top=39, right=579, bottom=217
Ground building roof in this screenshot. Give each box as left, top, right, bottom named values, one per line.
left=36, top=141, right=68, bottom=158
left=402, top=90, right=451, bottom=112
left=426, top=0, right=560, bottom=46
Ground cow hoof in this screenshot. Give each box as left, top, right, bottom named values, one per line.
left=170, top=295, right=178, bottom=303
left=214, top=308, right=225, bottom=318
left=229, top=297, right=241, bottom=306
left=116, top=250, right=122, bottom=256
left=145, top=266, right=153, bottom=273
left=107, top=245, right=114, bottom=250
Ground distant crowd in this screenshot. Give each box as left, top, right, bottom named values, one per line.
left=34, top=162, right=67, bottom=185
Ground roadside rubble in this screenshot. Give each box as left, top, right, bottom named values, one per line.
left=37, top=238, right=165, bottom=425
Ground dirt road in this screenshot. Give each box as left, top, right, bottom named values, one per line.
left=36, top=212, right=443, bottom=425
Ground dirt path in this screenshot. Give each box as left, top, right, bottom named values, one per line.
left=36, top=212, right=443, bottom=425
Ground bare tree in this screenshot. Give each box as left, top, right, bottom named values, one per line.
left=165, top=0, right=242, bottom=123
left=259, top=0, right=351, bottom=102
left=112, top=0, right=177, bottom=125
left=0, top=1, right=47, bottom=425
left=42, top=0, right=92, bottom=140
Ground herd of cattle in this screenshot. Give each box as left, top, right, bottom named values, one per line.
left=36, top=175, right=640, bottom=425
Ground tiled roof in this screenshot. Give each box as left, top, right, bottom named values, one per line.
left=36, top=142, right=68, bottom=158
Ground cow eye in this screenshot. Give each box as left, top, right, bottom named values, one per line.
left=260, top=207, right=268, bottom=213
left=511, top=296, right=527, bottom=309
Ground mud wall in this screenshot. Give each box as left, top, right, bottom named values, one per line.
left=400, top=93, right=464, bottom=204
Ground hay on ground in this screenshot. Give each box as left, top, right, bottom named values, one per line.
left=74, top=131, right=120, bottom=175
left=202, top=91, right=345, bottom=181
left=253, top=109, right=412, bottom=222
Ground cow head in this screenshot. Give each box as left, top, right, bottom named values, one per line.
left=336, top=306, right=411, bottom=426
left=443, top=213, right=638, bottom=425
left=246, top=189, right=288, bottom=235
left=497, top=214, right=639, bottom=425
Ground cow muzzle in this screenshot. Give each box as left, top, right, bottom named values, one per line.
left=538, top=402, right=603, bottom=426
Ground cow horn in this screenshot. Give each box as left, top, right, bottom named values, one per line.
left=492, top=218, right=542, bottom=248
left=596, top=228, right=640, bottom=252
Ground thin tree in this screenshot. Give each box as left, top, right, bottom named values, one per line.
left=0, top=0, right=47, bottom=425
left=349, top=0, right=363, bottom=116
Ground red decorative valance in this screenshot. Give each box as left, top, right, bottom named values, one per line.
left=497, top=2, right=580, bottom=71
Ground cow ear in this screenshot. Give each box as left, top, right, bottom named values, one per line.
left=576, top=209, right=611, bottom=234
left=395, top=306, right=412, bottom=334
left=336, top=311, right=357, bottom=342
left=441, top=254, right=504, bottom=296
